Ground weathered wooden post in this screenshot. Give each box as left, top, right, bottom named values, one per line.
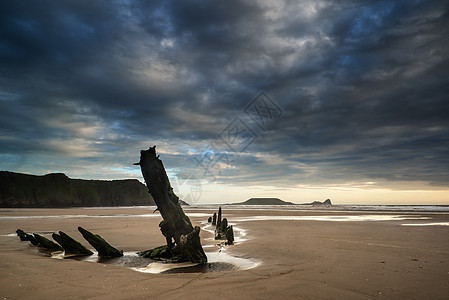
left=212, top=212, right=217, bottom=226
left=134, top=146, right=207, bottom=264
left=221, top=218, right=228, bottom=232
left=226, top=226, right=234, bottom=244
left=216, top=207, right=222, bottom=229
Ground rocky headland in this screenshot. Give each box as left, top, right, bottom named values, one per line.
left=0, top=171, right=156, bottom=208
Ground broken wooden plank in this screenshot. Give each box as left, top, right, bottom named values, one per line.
left=33, top=233, right=63, bottom=251
left=52, top=231, right=93, bottom=256
left=78, top=227, right=123, bottom=257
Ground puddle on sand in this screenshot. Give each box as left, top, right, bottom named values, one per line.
left=401, top=222, right=449, bottom=226
left=51, top=250, right=261, bottom=274
left=51, top=251, right=153, bottom=268
left=1, top=233, right=19, bottom=237
left=133, top=251, right=261, bottom=274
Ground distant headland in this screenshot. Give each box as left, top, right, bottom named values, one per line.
left=233, top=198, right=332, bottom=206
left=0, top=171, right=161, bottom=208
left=233, top=198, right=294, bottom=205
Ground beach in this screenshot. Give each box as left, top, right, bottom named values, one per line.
left=1, top=207, right=448, bottom=299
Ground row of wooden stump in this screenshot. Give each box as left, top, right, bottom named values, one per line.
left=208, top=207, right=234, bottom=245
left=16, top=227, right=123, bottom=257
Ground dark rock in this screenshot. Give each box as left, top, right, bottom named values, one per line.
left=78, top=227, right=123, bottom=257
left=323, top=199, right=332, bottom=205
left=310, top=199, right=332, bottom=206
left=52, top=231, right=93, bottom=256
left=33, top=233, right=63, bottom=251
left=207, top=216, right=212, bottom=223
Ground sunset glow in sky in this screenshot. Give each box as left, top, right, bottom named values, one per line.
left=1, top=1, right=448, bottom=204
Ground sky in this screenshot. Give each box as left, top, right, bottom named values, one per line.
left=1, top=0, right=448, bottom=205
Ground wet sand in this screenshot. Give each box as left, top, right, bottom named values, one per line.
left=1, top=207, right=448, bottom=299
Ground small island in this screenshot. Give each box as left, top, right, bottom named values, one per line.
left=231, top=197, right=332, bottom=206
left=232, top=198, right=295, bottom=205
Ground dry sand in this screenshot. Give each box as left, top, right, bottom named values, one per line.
left=1, top=207, right=448, bottom=299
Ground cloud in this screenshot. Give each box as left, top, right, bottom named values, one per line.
left=0, top=0, right=448, bottom=201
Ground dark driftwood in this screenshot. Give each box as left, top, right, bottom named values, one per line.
left=33, top=233, right=63, bottom=251
left=78, top=227, right=123, bottom=257
left=52, top=231, right=93, bottom=256
left=135, top=146, right=207, bottom=264
left=16, top=229, right=38, bottom=245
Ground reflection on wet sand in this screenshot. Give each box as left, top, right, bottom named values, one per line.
left=232, top=215, right=432, bottom=222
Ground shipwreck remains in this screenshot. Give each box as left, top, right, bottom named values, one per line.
left=78, top=227, right=123, bottom=257
left=14, top=146, right=207, bottom=265
left=208, top=207, right=234, bottom=244
left=16, top=229, right=38, bottom=245
left=52, top=231, right=94, bottom=256
left=134, top=146, right=207, bottom=264
left=16, top=227, right=121, bottom=258
left=33, top=233, right=63, bottom=251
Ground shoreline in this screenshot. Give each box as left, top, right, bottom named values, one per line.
left=2, top=203, right=449, bottom=213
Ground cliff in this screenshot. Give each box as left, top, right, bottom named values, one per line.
left=0, top=171, right=157, bottom=208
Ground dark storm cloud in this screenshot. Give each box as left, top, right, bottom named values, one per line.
left=0, top=0, right=448, bottom=190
